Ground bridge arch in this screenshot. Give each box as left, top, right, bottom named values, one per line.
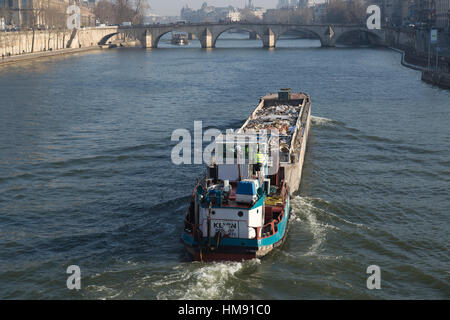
left=212, top=26, right=264, bottom=48
left=275, top=26, right=324, bottom=47
left=98, top=33, right=118, bottom=45
left=335, top=28, right=384, bottom=46
left=98, top=31, right=140, bottom=46
left=152, top=29, right=201, bottom=48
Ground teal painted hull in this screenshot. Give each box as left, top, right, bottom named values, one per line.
left=181, top=194, right=291, bottom=261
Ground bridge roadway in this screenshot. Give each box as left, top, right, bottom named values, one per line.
left=96, top=22, right=386, bottom=49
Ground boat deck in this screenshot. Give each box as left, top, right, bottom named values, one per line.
left=208, top=181, right=284, bottom=212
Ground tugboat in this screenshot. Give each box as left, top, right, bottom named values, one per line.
left=181, top=89, right=311, bottom=261
left=171, top=33, right=189, bottom=46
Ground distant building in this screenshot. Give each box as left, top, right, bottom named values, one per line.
left=435, top=0, right=450, bottom=29
left=181, top=3, right=227, bottom=22
left=413, top=0, right=436, bottom=24
left=144, top=13, right=160, bottom=24
left=251, top=7, right=267, bottom=19
left=377, top=0, right=448, bottom=30
left=181, top=2, right=252, bottom=23
left=277, top=0, right=289, bottom=8
left=143, top=13, right=180, bottom=25
left=312, top=1, right=328, bottom=23
left=0, top=0, right=94, bottom=29
left=371, top=0, right=413, bottom=26
left=228, top=9, right=241, bottom=22
left=277, top=0, right=300, bottom=9
left=376, top=0, right=402, bottom=25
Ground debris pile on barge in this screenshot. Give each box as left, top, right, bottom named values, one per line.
left=244, top=104, right=301, bottom=134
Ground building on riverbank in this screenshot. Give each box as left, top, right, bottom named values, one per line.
left=180, top=2, right=266, bottom=23
left=180, top=3, right=237, bottom=23
left=409, top=0, right=450, bottom=30
left=435, top=0, right=450, bottom=30
left=0, top=0, right=95, bottom=30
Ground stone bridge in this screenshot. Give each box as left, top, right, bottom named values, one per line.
left=97, top=22, right=386, bottom=48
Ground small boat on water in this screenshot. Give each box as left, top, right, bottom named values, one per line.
left=171, top=33, right=189, bottom=46
left=181, top=89, right=312, bottom=261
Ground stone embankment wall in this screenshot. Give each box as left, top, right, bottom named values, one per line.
left=386, top=27, right=450, bottom=72
left=385, top=27, right=449, bottom=56
left=0, top=27, right=124, bottom=57
left=385, top=29, right=418, bottom=50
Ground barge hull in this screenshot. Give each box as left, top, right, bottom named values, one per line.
left=183, top=226, right=290, bottom=262
left=284, top=103, right=311, bottom=195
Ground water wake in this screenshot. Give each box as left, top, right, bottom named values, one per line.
left=291, top=196, right=367, bottom=230
left=85, top=284, right=122, bottom=300
left=290, top=196, right=329, bottom=256
left=180, top=262, right=244, bottom=300
left=155, top=259, right=260, bottom=300
left=311, top=116, right=342, bottom=127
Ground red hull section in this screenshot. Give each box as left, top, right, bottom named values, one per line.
left=184, top=243, right=256, bottom=262
left=193, top=252, right=256, bottom=262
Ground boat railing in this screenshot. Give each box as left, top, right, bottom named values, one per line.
left=256, top=181, right=288, bottom=239
left=184, top=177, right=206, bottom=235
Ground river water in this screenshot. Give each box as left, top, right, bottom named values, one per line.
left=0, top=34, right=449, bottom=299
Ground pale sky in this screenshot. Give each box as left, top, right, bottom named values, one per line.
left=149, top=1, right=279, bottom=16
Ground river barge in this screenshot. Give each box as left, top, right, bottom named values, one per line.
left=171, top=33, right=189, bottom=46
left=181, top=89, right=312, bottom=261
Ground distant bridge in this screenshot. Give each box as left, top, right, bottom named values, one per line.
left=96, top=22, right=386, bottom=48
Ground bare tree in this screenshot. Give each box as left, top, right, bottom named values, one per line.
left=263, top=7, right=314, bottom=24
left=346, top=0, right=367, bottom=24
left=240, top=8, right=260, bottom=22
left=44, top=5, right=67, bottom=29
left=94, top=0, right=116, bottom=24
left=115, top=0, right=134, bottom=23
left=22, top=0, right=48, bottom=29
left=326, top=0, right=367, bottom=24
left=132, top=0, right=149, bottom=24
left=94, top=0, right=149, bottom=25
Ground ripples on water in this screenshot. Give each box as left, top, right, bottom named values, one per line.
left=0, top=36, right=449, bottom=299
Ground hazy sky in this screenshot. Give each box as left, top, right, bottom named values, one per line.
left=150, top=1, right=279, bottom=16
